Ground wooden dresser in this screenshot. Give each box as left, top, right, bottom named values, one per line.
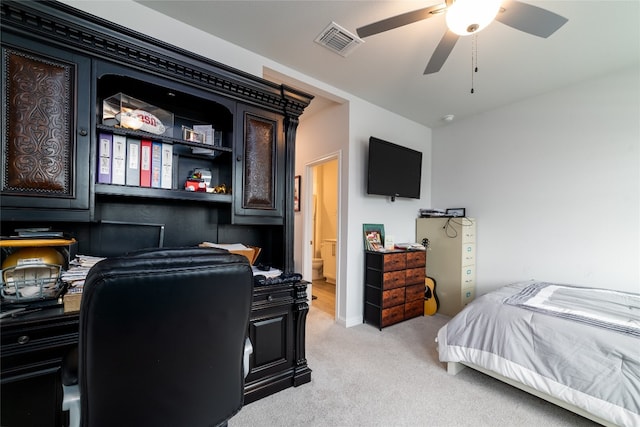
left=363, top=250, right=426, bottom=329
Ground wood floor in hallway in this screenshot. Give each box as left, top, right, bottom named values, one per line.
left=311, top=279, right=335, bottom=317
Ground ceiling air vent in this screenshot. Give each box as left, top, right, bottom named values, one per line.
left=314, top=21, right=363, bottom=57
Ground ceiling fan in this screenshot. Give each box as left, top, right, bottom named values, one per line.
left=356, top=0, right=568, bottom=75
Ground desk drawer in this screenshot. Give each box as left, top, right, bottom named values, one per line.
left=251, top=283, right=294, bottom=309
left=1, top=311, right=78, bottom=380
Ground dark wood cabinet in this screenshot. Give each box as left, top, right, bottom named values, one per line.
left=245, top=280, right=311, bottom=403
left=92, top=61, right=236, bottom=205
left=0, top=1, right=313, bottom=425
left=364, top=250, right=426, bottom=330
left=1, top=35, right=91, bottom=222
left=0, top=280, right=311, bottom=426
left=0, top=310, right=78, bottom=427
left=0, top=0, right=312, bottom=273
left=233, top=104, right=285, bottom=224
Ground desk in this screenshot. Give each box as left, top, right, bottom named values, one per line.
left=1, top=281, right=311, bottom=426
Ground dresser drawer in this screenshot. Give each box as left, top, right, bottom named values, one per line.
left=382, top=287, right=405, bottom=308
left=405, top=283, right=424, bottom=302
left=404, top=299, right=423, bottom=319
left=406, top=250, right=425, bottom=268
left=382, top=253, right=406, bottom=271
left=381, top=305, right=404, bottom=327
left=381, top=270, right=405, bottom=290
left=405, top=267, right=424, bottom=285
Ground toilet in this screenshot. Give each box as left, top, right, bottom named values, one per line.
left=312, top=258, right=324, bottom=281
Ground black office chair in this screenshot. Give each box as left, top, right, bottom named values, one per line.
left=61, top=247, right=254, bottom=427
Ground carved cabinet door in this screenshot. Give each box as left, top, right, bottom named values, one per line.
left=1, top=35, right=91, bottom=221
left=233, top=104, right=285, bottom=223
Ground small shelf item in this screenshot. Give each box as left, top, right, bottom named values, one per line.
left=0, top=240, right=77, bottom=303
left=102, top=93, right=174, bottom=137
left=445, top=208, right=466, bottom=217
left=363, top=223, right=385, bottom=251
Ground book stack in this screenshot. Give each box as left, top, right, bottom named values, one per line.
left=61, top=255, right=106, bottom=313
left=98, top=132, right=173, bottom=189
left=364, top=230, right=385, bottom=252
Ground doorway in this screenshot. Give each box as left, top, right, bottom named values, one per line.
left=305, top=155, right=339, bottom=319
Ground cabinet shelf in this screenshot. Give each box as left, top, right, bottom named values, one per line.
left=96, top=124, right=232, bottom=155
left=95, top=183, right=232, bottom=204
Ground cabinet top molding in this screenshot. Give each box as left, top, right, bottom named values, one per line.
left=1, top=0, right=313, bottom=117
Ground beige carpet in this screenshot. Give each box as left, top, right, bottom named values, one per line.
left=231, top=307, right=598, bottom=427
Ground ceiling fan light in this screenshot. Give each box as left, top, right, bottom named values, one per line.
left=446, top=0, right=502, bottom=36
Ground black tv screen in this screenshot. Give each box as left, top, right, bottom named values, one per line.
left=367, top=137, right=422, bottom=200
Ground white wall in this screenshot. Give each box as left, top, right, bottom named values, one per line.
left=432, top=66, right=640, bottom=295
left=295, top=97, right=432, bottom=326
left=344, top=100, right=431, bottom=325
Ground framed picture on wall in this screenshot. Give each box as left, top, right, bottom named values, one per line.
left=294, top=175, right=301, bottom=212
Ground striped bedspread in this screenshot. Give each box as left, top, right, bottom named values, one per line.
left=503, top=282, right=640, bottom=337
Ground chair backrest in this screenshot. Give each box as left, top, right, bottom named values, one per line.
left=78, top=247, right=253, bottom=427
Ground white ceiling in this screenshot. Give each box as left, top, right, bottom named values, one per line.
left=137, top=1, right=639, bottom=128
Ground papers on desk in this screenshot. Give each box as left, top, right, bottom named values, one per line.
left=61, top=255, right=105, bottom=291
left=199, top=242, right=261, bottom=265
left=200, top=242, right=248, bottom=251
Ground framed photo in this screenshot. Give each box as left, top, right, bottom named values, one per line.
left=363, top=224, right=385, bottom=252
left=182, top=125, right=205, bottom=143
left=446, top=208, right=466, bottom=217
left=294, top=175, right=301, bottom=212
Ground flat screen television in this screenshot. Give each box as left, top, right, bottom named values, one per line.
left=367, top=137, right=422, bottom=201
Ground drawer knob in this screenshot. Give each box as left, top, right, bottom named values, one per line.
left=17, top=335, right=30, bottom=345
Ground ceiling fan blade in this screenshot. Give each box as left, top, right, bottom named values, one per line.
left=356, top=3, right=447, bottom=38
left=496, top=0, right=568, bottom=38
left=424, top=30, right=459, bottom=75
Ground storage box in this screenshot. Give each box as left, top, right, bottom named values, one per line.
left=102, top=93, right=174, bottom=137
left=63, top=292, right=82, bottom=313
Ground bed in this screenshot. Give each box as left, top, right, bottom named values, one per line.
left=436, top=281, right=640, bottom=427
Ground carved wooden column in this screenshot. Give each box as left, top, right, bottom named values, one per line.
left=293, top=280, right=312, bottom=386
